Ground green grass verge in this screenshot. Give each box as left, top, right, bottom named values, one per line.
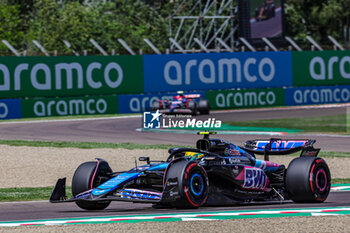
left=0, top=186, right=71, bottom=202
left=0, top=139, right=190, bottom=150
left=225, top=114, right=348, bottom=134
left=332, top=178, right=350, bottom=184
left=318, top=151, right=350, bottom=158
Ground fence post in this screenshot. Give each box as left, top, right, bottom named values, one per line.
left=32, top=40, right=50, bottom=56
left=1, top=40, right=21, bottom=56
left=89, top=39, right=108, bottom=56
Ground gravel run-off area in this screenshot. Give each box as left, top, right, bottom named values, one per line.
left=0, top=145, right=349, bottom=188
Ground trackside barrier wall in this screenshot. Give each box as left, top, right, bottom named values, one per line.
left=0, top=99, right=22, bottom=120
left=1, top=85, right=349, bottom=119
left=143, top=52, right=293, bottom=93
left=0, top=56, right=143, bottom=98
left=21, top=95, right=118, bottom=118
left=205, top=88, right=285, bottom=110
left=292, top=51, right=350, bottom=87
left=285, top=85, right=350, bottom=106
left=1, top=51, right=349, bottom=119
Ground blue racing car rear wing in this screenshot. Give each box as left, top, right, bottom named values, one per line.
left=243, top=138, right=320, bottom=161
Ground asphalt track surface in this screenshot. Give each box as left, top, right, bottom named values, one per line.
left=0, top=105, right=348, bottom=151
left=0, top=192, right=349, bottom=222
left=0, top=105, right=349, bottom=222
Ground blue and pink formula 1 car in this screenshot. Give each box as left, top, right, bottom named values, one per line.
left=50, top=132, right=331, bottom=210
left=151, top=91, right=210, bottom=115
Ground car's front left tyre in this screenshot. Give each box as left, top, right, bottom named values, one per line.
left=164, top=160, right=209, bottom=208
left=72, top=159, right=112, bottom=210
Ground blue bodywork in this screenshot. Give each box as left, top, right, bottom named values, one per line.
left=89, top=163, right=168, bottom=198
left=50, top=135, right=323, bottom=208
left=86, top=144, right=280, bottom=199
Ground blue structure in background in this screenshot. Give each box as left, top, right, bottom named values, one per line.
left=0, top=99, right=22, bottom=120
left=285, top=85, right=350, bottom=106
left=143, top=52, right=293, bottom=93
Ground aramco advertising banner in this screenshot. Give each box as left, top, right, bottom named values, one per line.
left=285, top=85, right=350, bottom=106
left=206, top=88, right=285, bottom=110
left=0, top=56, right=143, bottom=98
left=143, top=52, right=293, bottom=93
left=0, top=99, right=22, bottom=120
left=21, top=95, right=118, bottom=118
left=292, top=51, right=350, bottom=87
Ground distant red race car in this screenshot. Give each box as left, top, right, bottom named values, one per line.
left=151, top=92, right=210, bottom=115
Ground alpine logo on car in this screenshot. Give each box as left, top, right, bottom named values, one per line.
left=256, top=140, right=307, bottom=150
left=243, top=168, right=268, bottom=190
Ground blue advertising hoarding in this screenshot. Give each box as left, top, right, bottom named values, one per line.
left=0, top=99, right=22, bottom=120
left=118, top=92, right=206, bottom=113
left=143, top=52, right=293, bottom=93
left=285, top=85, right=350, bottom=106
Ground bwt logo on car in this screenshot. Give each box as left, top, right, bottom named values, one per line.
left=143, top=110, right=222, bottom=129
left=163, top=57, right=276, bottom=85
left=243, top=168, right=268, bottom=190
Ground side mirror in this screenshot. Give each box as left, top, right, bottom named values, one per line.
left=139, top=157, right=150, bottom=164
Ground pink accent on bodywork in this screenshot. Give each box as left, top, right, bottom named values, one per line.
left=235, top=165, right=256, bottom=181
left=265, top=161, right=279, bottom=167
left=235, top=170, right=245, bottom=180
left=90, top=159, right=100, bottom=189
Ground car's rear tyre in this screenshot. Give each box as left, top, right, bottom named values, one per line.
left=187, top=100, right=197, bottom=115
left=164, top=160, right=209, bottom=208
left=286, top=157, right=331, bottom=203
left=72, top=160, right=112, bottom=210
left=198, top=100, right=210, bottom=115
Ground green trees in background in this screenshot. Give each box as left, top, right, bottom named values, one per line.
left=0, top=0, right=170, bottom=55
left=0, top=3, right=25, bottom=51
left=0, top=0, right=349, bottom=55
left=285, top=0, right=350, bottom=44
